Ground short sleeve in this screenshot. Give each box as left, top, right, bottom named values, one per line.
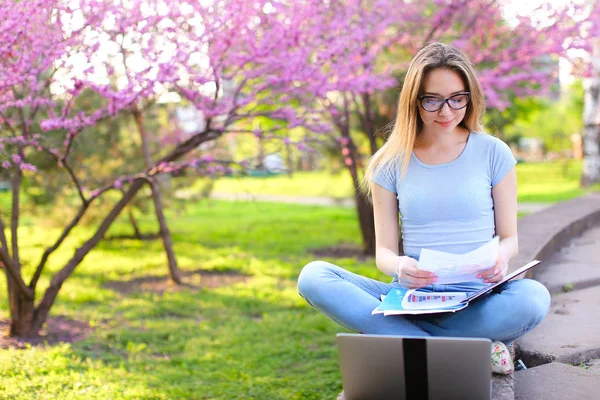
left=370, top=162, right=398, bottom=193
left=491, top=138, right=517, bottom=187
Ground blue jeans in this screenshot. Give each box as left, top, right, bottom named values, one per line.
left=297, top=260, right=551, bottom=345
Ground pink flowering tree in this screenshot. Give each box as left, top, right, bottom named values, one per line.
left=0, top=0, right=336, bottom=338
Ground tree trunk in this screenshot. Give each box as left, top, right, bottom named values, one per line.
left=11, top=169, right=22, bottom=265
left=361, top=93, right=379, bottom=155
left=4, top=167, right=37, bottom=337
left=353, top=181, right=376, bottom=255
left=257, top=130, right=265, bottom=169
left=355, top=94, right=404, bottom=256
left=5, top=273, right=36, bottom=337
left=341, top=125, right=376, bottom=255
left=286, top=141, right=293, bottom=177
left=132, top=106, right=182, bottom=284
left=148, top=178, right=181, bottom=283
left=582, top=37, right=600, bottom=187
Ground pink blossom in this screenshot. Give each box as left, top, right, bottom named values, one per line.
left=19, top=163, right=37, bottom=172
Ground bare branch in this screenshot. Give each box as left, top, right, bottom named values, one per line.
left=0, top=246, right=34, bottom=299
left=422, top=1, right=469, bottom=45
left=62, top=158, right=88, bottom=204
left=10, top=168, right=22, bottom=265
left=29, top=200, right=90, bottom=290
left=158, top=129, right=222, bottom=163
left=221, top=128, right=282, bottom=135
left=33, top=177, right=147, bottom=329
left=0, top=210, right=9, bottom=255
left=33, top=128, right=222, bottom=328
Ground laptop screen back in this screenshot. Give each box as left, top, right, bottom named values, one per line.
left=336, top=334, right=492, bottom=400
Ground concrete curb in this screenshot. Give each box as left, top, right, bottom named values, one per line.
left=509, top=192, right=600, bottom=277
left=512, top=193, right=600, bottom=372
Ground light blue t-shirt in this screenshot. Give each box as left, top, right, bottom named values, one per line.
left=371, top=131, right=516, bottom=259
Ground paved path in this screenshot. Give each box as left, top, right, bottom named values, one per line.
left=208, top=192, right=550, bottom=214
left=515, top=224, right=600, bottom=399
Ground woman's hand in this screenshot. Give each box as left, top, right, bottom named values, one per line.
left=397, top=256, right=437, bottom=289
left=477, top=252, right=509, bottom=283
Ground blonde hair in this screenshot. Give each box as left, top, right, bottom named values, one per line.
left=361, top=42, right=486, bottom=195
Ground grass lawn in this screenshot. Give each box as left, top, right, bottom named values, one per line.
left=515, top=160, right=589, bottom=202
left=0, top=200, right=381, bottom=399
left=207, top=159, right=595, bottom=204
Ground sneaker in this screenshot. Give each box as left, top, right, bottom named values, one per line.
left=491, top=341, right=514, bottom=375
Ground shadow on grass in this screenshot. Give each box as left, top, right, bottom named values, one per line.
left=0, top=316, right=93, bottom=350
left=102, top=268, right=250, bottom=296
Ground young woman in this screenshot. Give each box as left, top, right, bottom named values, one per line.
left=297, top=42, right=551, bottom=374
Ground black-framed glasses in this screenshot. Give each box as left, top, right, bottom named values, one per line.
left=418, top=92, right=471, bottom=112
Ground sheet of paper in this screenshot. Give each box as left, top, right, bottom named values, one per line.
left=401, top=289, right=467, bottom=310
left=417, top=236, right=499, bottom=284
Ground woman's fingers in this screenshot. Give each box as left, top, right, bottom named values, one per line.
left=406, top=268, right=436, bottom=278
left=401, top=268, right=437, bottom=288
left=485, top=268, right=506, bottom=283
left=477, top=265, right=507, bottom=283
left=477, top=266, right=497, bottom=279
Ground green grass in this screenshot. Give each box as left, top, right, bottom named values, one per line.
left=210, top=171, right=354, bottom=199
left=516, top=160, right=590, bottom=203
left=208, top=159, right=597, bottom=204
left=0, top=200, right=382, bottom=400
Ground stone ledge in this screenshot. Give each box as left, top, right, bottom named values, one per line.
left=535, top=225, right=600, bottom=295
left=515, top=285, right=600, bottom=368
left=510, top=193, right=600, bottom=277
left=515, top=362, right=600, bottom=400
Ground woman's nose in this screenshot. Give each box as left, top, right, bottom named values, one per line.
left=438, top=102, right=452, bottom=115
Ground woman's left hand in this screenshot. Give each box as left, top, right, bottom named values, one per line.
left=477, top=252, right=509, bottom=283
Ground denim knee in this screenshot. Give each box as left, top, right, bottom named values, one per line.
left=520, top=279, right=551, bottom=324
left=297, top=260, right=329, bottom=302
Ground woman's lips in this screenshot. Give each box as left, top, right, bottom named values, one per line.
left=435, top=120, right=454, bottom=127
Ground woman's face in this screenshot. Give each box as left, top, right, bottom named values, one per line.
left=418, top=68, right=468, bottom=134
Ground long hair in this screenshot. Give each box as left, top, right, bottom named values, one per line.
left=361, top=42, right=486, bottom=196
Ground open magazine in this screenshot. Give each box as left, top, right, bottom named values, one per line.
left=372, top=260, right=541, bottom=316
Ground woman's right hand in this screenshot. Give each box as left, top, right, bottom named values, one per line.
left=397, top=256, right=438, bottom=289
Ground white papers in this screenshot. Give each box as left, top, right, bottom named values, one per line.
left=417, top=236, right=499, bottom=284
left=372, top=259, right=542, bottom=316
left=401, top=289, right=467, bottom=309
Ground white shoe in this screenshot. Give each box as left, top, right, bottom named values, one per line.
left=491, top=341, right=514, bottom=375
